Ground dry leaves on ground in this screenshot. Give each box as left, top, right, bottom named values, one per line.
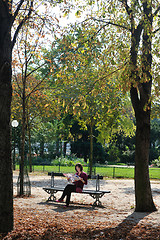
left=1, top=205, right=160, bottom=240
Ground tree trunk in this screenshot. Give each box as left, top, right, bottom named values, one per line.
left=26, top=104, right=32, bottom=172
left=28, top=124, right=32, bottom=172
left=84, top=156, right=87, bottom=163
left=40, top=137, right=44, bottom=158
left=13, top=127, right=16, bottom=170
left=0, top=5, right=13, bottom=232
left=20, top=93, right=26, bottom=195
left=56, top=139, right=60, bottom=156
left=63, top=141, right=67, bottom=157
left=89, top=121, right=93, bottom=176
left=130, top=0, right=157, bottom=212
left=134, top=111, right=156, bottom=211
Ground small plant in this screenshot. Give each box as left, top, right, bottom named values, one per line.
left=151, top=156, right=160, bottom=168
left=51, top=155, right=84, bottom=167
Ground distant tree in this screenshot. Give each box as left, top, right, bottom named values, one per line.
left=44, top=27, right=135, bottom=175
left=70, top=121, right=107, bottom=164
left=12, top=18, right=52, bottom=192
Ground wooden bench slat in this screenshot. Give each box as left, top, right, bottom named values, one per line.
left=48, top=172, right=64, bottom=177
left=43, top=187, right=110, bottom=194
left=48, top=172, right=103, bottom=179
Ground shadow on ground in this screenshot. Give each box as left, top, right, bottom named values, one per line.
left=98, top=212, right=157, bottom=239
left=38, top=200, right=102, bottom=212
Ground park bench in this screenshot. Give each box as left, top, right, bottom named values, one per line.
left=43, top=172, right=111, bottom=207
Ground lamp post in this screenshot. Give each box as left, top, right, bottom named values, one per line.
left=11, top=120, right=19, bottom=170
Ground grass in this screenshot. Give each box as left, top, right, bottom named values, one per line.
left=149, top=168, right=160, bottom=180
left=96, top=166, right=135, bottom=178
left=16, top=165, right=160, bottom=180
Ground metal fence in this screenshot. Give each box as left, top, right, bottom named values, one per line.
left=15, top=164, right=160, bottom=179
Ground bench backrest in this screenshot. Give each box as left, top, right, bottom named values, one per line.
left=48, top=172, right=103, bottom=191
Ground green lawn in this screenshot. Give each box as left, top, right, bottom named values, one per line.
left=15, top=165, right=160, bottom=180
left=149, top=168, right=160, bottom=179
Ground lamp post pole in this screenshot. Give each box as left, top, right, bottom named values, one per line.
left=11, top=120, right=19, bottom=170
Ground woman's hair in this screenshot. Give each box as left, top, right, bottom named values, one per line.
left=75, top=163, right=83, bottom=171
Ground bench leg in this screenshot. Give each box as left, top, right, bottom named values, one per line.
left=47, top=190, right=58, bottom=202
left=47, top=194, right=56, bottom=202
left=93, top=199, right=102, bottom=207
left=89, top=193, right=105, bottom=207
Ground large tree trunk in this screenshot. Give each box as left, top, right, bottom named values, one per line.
left=134, top=110, right=156, bottom=211
left=130, top=0, right=157, bottom=212
left=0, top=5, right=13, bottom=232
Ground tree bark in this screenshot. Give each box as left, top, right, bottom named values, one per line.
left=28, top=125, right=32, bottom=172
left=89, top=120, right=94, bottom=176
left=19, top=87, right=26, bottom=195
left=27, top=111, right=32, bottom=172
left=63, top=141, right=67, bottom=157
left=12, top=127, right=16, bottom=170
left=40, top=137, right=44, bottom=158
left=134, top=110, right=156, bottom=211
left=56, top=139, right=60, bottom=156
left=0, top=3, right=13, bottom=232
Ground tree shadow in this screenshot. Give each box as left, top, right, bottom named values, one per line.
left=151, top=188, right=160, bottom=196
left=85, top=211, right=152, bottom=239
left=122, top=187, right=134, bottom=195
left=122, top=186, right=160, bottom=196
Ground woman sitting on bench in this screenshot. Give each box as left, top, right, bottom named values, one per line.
left=56, top=163, right=88, bottom=207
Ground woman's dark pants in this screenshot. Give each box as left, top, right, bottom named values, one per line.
left=60, top=184, right=76, bottom=206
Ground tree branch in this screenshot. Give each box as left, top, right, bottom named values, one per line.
left=26, top=62, right=46, bottom=78
left=91, top=18, right=131, bottom=31
left=26, top=71, right=53, bottom=100
left=12, top=0, right=25, bottom=23
left=11, top=0, right=33, bottom=50
left=153, top=27, right=160, bottom=34
left=130, top=84, right=140, bottom=113
left=12, top=69, right=22, bottom=94
left=135, top=20, right=143, bottom=45
left=74, top=19, right=130, bottom=53
left=13, top=87, right=22, bottom=99
left=25, top=22, right=45, bottom=65
left=119, top=0, right=132, bottom=16
left=138, top=81, right=152, bottom=108
left=153, top=5, right=160, bottom=16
